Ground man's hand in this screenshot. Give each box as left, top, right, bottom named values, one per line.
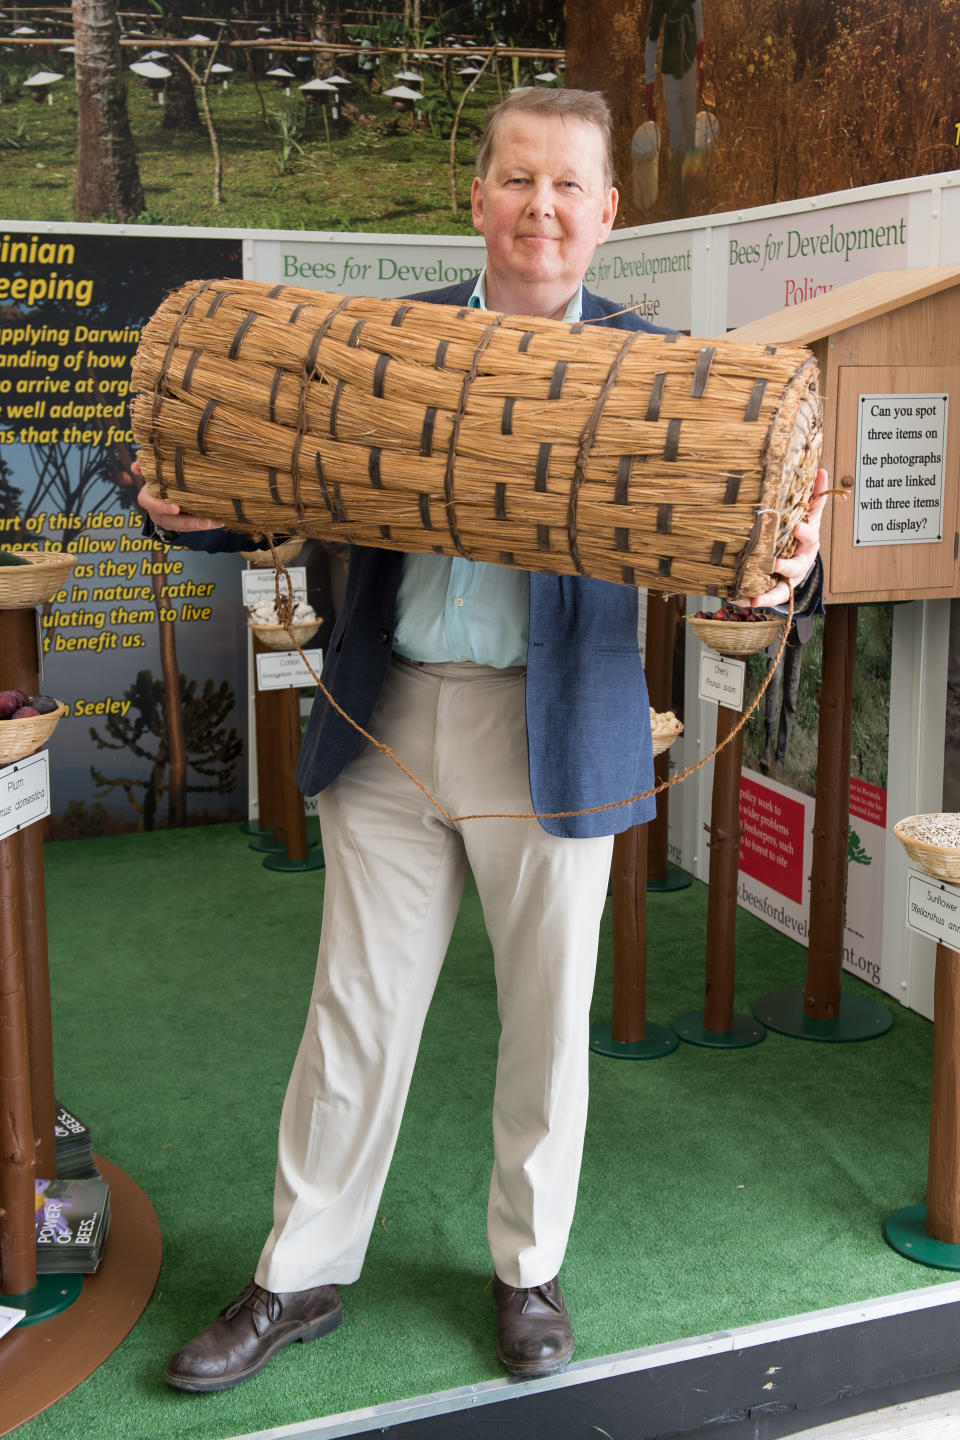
left=133, top=459, right=223, bottom=534
left=740, top=467, right=828, bottom=610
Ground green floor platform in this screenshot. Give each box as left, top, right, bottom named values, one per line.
left=10, top=822, right=948, bottom=1440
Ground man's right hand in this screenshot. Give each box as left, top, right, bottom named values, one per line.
left=133, top=459, right=223, bottom=534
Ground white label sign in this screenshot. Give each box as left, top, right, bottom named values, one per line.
left=905, top=869, right=960, bottom=946
left=698, top=653, right=746, bottom=710
left=256, top=649, right=322, bottom=691
left=0, top=750, right=51, bottom=840
left=0, top=1305, right=25, bottom=1341
left=854, top=394, right=948, bottom=546
left=242, top=566, right=307, bottom=606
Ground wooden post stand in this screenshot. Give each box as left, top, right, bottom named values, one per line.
left=240, top=669, right=281, bottom=841
left=0, top=828, right=38, bottom=1297
left=927, top=944, right=960, bottom=1245
left=0, top=601, right=90, bottom=1329
left=672, top=704, right=765, bottom=1049
left=249, top=635, right=323, bottom=874
left=245, top=661, right=285, bottom=852
left=884, top=942, right=960, bottom=1268
left=0, top=609, right=49, bottom=1299
left=0, top=560, right=162, bottom=1418
left=807, top=603, right=857, bottom=1020
left=590, top=825, right=677, bottom=1060
left=753, top=604, right=892, bottom=1042
left=645, top=593, right=691, bottom=894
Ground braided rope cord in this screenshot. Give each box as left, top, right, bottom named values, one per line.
left=263, top=536, right=795, bottom=825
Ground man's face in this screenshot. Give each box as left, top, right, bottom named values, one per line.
left=470, top=110, right=618, bottom=317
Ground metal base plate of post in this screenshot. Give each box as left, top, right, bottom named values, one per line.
left=249, top=833, right=320, bottom=854
left=883, top=1203, right=960, bottom=1270
left=589, top=1020, right=678, bottom=1060
left=753, top=987, right=893, bottom=1042
left=262, top=848, right=325, bottom=873
left=671, top=1010, right=767, bottom=1049
left=238, top=819, right=274, bottom=837
left=0, top=1273, right=83, bottom=1327
left=647, top=864, right=693, bottom=893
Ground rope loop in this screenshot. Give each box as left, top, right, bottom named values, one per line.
left=265, top=549, right=796, bottom=825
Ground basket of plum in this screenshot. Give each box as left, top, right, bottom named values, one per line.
left=687, top=607, right=786, bottom=657
left=0, top=691, right=64, bottom=765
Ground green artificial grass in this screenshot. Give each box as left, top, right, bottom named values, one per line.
left=10, top=822, right=948, bottom=1439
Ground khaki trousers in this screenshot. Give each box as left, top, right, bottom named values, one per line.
left=256, top=656, right=614, bottom=1292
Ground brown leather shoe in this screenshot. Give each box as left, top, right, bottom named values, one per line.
left=164, top=1280, right=343, bottom=1392
left=493, top=1275, right=574, bottom=1377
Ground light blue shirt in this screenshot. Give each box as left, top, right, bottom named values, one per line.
left=393, top=273, right=583, bottom=667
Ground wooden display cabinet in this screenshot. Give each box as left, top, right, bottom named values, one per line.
left=729, top=266, right=960, bottom=605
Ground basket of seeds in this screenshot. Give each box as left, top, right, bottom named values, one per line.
left=894, top=813, right=960, bottom=884
left=650, top=707, right=683, bottom=756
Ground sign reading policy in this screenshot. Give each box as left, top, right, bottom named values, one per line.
left=726, top=195, right=908, bottom=326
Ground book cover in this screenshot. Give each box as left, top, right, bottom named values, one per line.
left=35, top=1177, right=111, bottom=1273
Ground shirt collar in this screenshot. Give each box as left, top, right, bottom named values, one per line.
left=468, top=268, right=583, bottom=322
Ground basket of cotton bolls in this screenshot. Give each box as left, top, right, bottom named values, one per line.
left=247, top=597, right=320, bottom=650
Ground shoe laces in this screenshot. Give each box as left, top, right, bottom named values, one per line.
left=523, top=1281, right=562, bottom=1314
left=222, top=1281, right=282, bottom=1325
left=499, top=1278, right=562, bottom=1314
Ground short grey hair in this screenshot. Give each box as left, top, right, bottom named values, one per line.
left=475, top=88, right=615, bottom=193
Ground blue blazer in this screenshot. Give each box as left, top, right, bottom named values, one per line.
left=295, top=279, right=671, bottom=838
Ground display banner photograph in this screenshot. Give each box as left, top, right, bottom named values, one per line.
left=0, top=232, right=247, bottom=836
left=735, top=606, right=894, bottom=995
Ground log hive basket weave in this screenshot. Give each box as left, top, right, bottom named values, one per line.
left=132, top=278, right=823, bottom=598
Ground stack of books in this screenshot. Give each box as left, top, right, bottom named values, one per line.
left=53, top=1099, right=99, bottom=1179
left=35, top=1176, right=111, bottom=1274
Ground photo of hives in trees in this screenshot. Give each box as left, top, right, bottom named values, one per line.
left=0, top=1, right=955, bottom=233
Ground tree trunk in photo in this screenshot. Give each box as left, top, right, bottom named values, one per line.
left=162, top=0, right=202, bottom=132
left=73, top=0, right=145, bottom=220
left=565, top=0, right=647, bottom=228
left=151, top=559, right=188, bottom=828
left=312, top=3, right=340, bottom=78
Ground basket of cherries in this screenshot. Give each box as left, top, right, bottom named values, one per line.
left=687, top=607, right=786, bottom=658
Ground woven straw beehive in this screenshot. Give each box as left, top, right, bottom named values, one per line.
left=131, top=278, right=822, bottom=597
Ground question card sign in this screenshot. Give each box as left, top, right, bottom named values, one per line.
left=854, top=393, right=948, bottom=546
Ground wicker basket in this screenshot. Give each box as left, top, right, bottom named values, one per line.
left=651, top=710, right=683, bottom=756
left=687, top=614, right=785, bottom=656
left=249, top=621, right=320, bottom=651
left=131, top=278, right=822, bottom=599
left=0, top=552, right=75, bottom=608
left=894, top=814, right=960, bottom=884
left=0, top=703, right=65, bottom=765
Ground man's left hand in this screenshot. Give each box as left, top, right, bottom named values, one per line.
left=740, top=467, right=828, bottom=609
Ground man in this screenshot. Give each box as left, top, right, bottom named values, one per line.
left=760, top=616, right=813, bottom=774
left=140, top=87, right=826, bottom=1392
